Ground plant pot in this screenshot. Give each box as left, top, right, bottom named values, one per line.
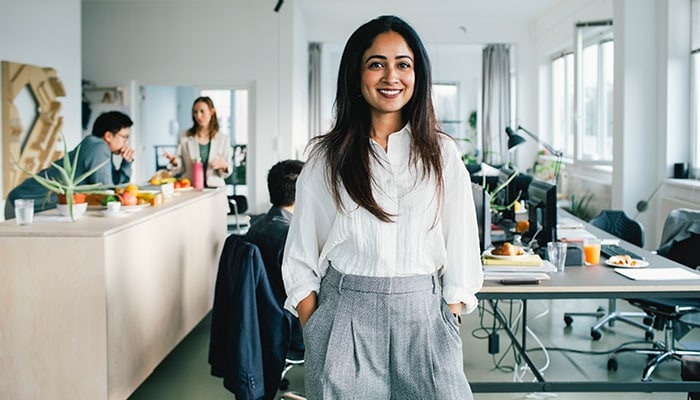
left=57, top=193, right=87, bottom=205
left=56, top=193, right=88, bottom=219
left=57, top=203, right=88, bottom=218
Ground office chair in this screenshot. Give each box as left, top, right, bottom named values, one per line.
left=606, top=208, right=700, bottom=381
left=607, top=297, right=700, bottom=381
left=656, top=208, right=700, bottom=269
left=209, top=235, right=305, bottom=399
left=563, top=210, right=654, bottom=340
left=227, top=194, right=251, bottom=235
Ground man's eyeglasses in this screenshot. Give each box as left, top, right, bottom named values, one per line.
left=114, top=132, right=129, bottom=140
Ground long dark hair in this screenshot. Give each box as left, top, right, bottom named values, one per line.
left=309, top=15, right=445, bottom=222
left=187, top=96, right=220, bottom=139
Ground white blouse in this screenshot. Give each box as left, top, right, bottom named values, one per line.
left=282, top=125, right=483, bottom=316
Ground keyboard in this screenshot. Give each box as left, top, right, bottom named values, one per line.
left=600, top=244, right=645, bottom=260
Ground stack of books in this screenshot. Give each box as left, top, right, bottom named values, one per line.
left=481, top=252, right=555, bottom=281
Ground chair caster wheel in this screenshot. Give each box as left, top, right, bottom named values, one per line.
left=591, top=328, right=602, bottom=340
left=645, top=331, right=654, bottom=341
left=596, top=306, right=606, bottom=313
left=607, top=358, right=618, bottom=371
left=564, top=315, right=573, bottom=327
left=280, top=378, right=290, bottom=390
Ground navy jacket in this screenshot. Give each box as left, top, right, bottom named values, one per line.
left=245, top=207, right=304, bottom=355
left=209, top=235, right=290, bottom=400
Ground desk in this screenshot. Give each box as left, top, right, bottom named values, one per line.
left=472, top=210, right=700, bottom=393
left=0, top=189, right=228, bottom=399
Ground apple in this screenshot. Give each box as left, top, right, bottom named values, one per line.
left=120, top=191, right=138, bottom=206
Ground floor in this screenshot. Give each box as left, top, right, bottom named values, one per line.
left=128, top=298, right=699, bottom=399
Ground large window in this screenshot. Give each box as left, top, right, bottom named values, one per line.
left=551, top=52, right=575, bottom=157
left=691, top=0, right=700, bottom=177
left=433, top=83, right=460, bottom=137
left=576, top=21, right=614, bottom=163
left=550, top=21, right=613, bottom=164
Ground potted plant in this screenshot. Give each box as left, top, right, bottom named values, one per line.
left=485, top=166, right=521, bottom=213
left=12, top=136, right=110, bottom=221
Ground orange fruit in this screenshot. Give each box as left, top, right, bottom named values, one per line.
left=516, top=220, right=530, bottom=233
left=125, top=184, right=139, bottom=194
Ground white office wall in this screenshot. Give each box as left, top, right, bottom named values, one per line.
left=141, top=86, right=178, bottom=176
left=0, top=0, right=82, bottom=215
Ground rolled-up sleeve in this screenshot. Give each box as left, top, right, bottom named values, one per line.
left=439, top=140, right=484, bottom=314
left=282, top=159, right=335, bottom=316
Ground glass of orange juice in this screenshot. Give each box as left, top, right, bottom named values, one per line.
left=583, top=238, right=601, bottom=265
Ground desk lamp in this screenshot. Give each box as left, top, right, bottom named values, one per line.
left=506, top=126, right=563, bottom=184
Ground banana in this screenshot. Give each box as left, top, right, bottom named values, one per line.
left=137, top=192, right=156, bottom=201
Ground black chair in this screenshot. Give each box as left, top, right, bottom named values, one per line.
left=607, top=208, right=700, bottom=381
left=656, top=208, right=700, bottom=269
left=227, top=194, right=250, bottom=235
left=563, top=210, right=654, bottom=340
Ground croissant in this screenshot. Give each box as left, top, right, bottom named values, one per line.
left=492, top=242, right=526, bottom=256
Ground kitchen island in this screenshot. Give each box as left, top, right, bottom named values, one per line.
left=0, top=188, right=228, bottom=400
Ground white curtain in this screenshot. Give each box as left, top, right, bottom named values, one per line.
left=308, top=43, right=322, bottom=138
left=481, top=44, right=511, bottom=166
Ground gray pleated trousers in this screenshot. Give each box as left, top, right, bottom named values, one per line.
left=303, top=266, right=473, bottom=400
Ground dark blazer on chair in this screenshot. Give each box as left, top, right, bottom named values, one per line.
left=208, top=235, right=290, bottom=400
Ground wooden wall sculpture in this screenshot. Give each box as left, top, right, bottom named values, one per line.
left=2, top=60, right=65, bottom=197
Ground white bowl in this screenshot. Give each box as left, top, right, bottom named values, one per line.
left=57, top=202, right=88, bottom=218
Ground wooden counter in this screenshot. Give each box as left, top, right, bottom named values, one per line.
left=0, top=188, right=228, bottom=400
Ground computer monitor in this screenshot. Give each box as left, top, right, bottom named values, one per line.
left=471, top=182, right=492, bottom=252
left=497, top=166, right=533, bottom=220
left=527, top=179, right=557, bottom=246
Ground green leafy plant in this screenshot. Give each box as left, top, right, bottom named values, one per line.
left=12, top=135, right=110, bottom=221
left=563, top=192, right=596, bottom=221
left=485, top=166, right=521, bottom=212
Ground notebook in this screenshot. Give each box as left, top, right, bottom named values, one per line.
left=614, top=267, right=700, bottom=281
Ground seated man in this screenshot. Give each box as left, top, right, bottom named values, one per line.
left=245, top=159, right=305, bottom=359
left=5, top=111, right=135, bottom=219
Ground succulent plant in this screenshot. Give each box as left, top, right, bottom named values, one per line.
left=12, top=135, right=110, bottom=221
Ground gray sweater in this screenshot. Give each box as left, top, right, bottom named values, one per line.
left=6, top=134, right=132, bottom=216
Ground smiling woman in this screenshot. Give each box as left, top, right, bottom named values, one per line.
left=281, top=15, right=482, bottom=399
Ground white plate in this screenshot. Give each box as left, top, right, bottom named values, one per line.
left=604, top=259, right=650, bottom=268
left=174, top=186, right=194, bottom=192
left=483, top=248, right=533, bottom=260
left=122, top=204, right=150, bottom=212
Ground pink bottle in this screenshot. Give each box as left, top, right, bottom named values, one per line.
left=193, top=158, right=204, bottom=190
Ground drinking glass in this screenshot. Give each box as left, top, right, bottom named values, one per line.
left=14, top=199, right=34, bottom=225
left=583, top=238, right=601, bottom=265
left=547, top=241, right=568, bottom=272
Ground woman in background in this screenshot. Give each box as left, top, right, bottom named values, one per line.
left=281, top=15, right=482, bottom=399
left=164, top=96, right=232, bottom=187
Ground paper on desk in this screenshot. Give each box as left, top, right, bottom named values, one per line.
left=482, top=260, right=557, bottom=273
left=614, top=267, right=700, bottom=281
left=557, top=217, right=585, bottom=229
left=557, top=228, right=597, bottom=241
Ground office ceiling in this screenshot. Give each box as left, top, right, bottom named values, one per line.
left=83, top=0, right=562, bottom=25
left=296, top=0, right=561, bottom=24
